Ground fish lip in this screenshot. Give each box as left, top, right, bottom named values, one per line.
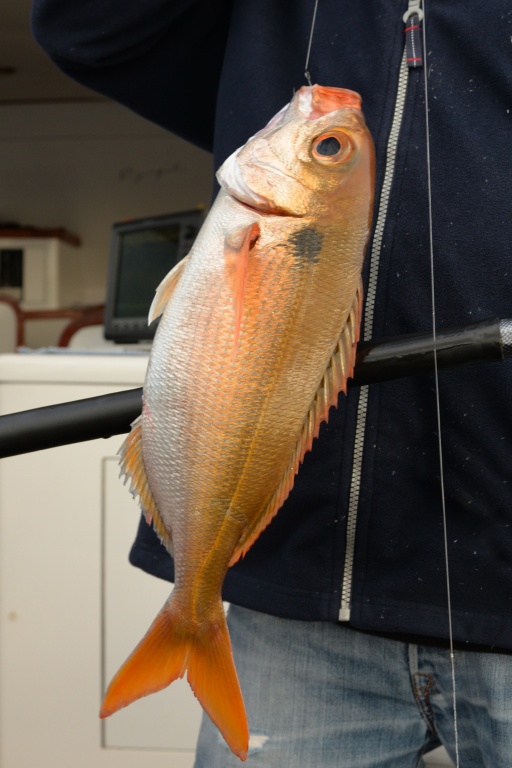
left=234, top=197, right=304, bottom=218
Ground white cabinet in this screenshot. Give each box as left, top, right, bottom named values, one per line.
left=0, top=353, right=202, bottom=768
left=0, top=236, right=81, bottom=309
left=0, top=353, right=454, bottom=768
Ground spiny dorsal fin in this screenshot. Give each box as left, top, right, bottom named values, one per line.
left=148, top=256, right=188, bottom=324
left=118, top=415, right=173, bottom=554
left=229, top=279, right=363, bottom=565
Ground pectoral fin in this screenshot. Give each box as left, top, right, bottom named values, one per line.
left=148, top=256, right=188, bottom=324
left=224, top=223, right=260, bottom=351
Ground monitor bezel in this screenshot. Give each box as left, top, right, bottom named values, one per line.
left=103, top=210, right=203, bottom=344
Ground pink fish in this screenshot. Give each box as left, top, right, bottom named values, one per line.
left=100, top=84, right=375, bottom=761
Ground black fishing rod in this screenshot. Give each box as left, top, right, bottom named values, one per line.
left=0, top=316, right=510, bottom=459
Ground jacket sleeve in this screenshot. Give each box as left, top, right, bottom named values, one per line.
left=31, top=0, right=234, bottom=151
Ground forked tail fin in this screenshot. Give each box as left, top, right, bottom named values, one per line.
left=100, top=595, right=249, bottom=761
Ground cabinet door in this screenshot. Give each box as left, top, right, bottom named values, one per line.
left=102, top=455, right=202, bottom=753
left=0, top=381, right=201, bottom=768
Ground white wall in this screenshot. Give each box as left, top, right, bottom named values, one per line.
left=0, top=101, right=213, bottom=305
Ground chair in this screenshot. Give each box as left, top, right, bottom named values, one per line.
left=0, top=294, right=24, bottom=352
left=57, top=308, right=114, bottom=349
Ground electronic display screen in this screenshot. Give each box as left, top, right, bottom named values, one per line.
left=104, top=210, right=203, bottom=343
left=114, top=226, right=180, bottom=319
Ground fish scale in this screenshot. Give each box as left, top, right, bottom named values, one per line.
left=101, top=84, right=375, bottom=762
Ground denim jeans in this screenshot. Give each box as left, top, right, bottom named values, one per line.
left=194, top=605, right=512, bottom=767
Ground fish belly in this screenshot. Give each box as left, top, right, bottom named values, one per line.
left=141, top=193, right=364, bottom=595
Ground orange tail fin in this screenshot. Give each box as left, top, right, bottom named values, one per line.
left=100, top=595, right=249, bottom=761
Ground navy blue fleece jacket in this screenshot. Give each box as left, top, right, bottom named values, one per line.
left=32, top=0, right=512, bottom=649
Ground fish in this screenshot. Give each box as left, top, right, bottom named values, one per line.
left=99, top=84, right=375, bottom=761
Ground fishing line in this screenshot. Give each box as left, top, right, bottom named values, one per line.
left=421, top=3, right=460, bottom=765
left=304, top=0, right=319, bottom=85
left=302, top=1, right=460, bottom=760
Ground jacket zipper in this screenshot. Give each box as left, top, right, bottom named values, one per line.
left=339, top=1, right=422, bottom=621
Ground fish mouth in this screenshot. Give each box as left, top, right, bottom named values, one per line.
left=235, top=196, right=302, bottom=218
left=217, top=150, right=304, bottom=218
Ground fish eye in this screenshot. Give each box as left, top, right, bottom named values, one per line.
left=316, top=136, right=341, bottom=156
left=311, top=131, right=353, bottom=165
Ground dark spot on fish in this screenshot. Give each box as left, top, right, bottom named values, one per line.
left=289, top=227, right=324, bottom=263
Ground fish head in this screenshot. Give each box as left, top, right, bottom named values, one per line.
left=217, top=84, right=375, bottom=219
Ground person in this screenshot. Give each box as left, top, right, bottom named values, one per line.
left=31, top=2, right=512, bottom=766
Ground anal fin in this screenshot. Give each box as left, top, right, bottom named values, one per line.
left=119, top=416, right=172, bottom=553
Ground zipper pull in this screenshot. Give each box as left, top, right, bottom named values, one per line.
left=403, top=0, right=424, bottom=69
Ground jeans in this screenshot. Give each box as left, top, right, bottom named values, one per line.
left=194, top=605, right=512, bottom=767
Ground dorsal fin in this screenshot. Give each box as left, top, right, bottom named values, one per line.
left=229, top=279, right=363, bottom=565
left=148, top=256, right=188, bottom=324
left=118, top=415, right=173, bottom=554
